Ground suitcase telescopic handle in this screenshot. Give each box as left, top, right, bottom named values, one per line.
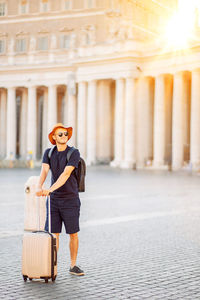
left=37, top=195, right=51, bottom=232
left=48, top=195, right=51, bottom=233
left=37, top=196, right=40, bottom=231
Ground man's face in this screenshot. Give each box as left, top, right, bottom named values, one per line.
left=53, top=128, right=69, bottom=145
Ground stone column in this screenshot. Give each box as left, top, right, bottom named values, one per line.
left=136, top=77, right=154, bottom=169
left=63, top=89, right=68, bottom=126
left=47, top=85, right=57, bottom=133
left=67, top=91, right=77, bottom=147
left=96, top=80, right=112, bottom=163
left=182, top=72, right=191, bottom=164
left=27, top=87, right=37, bottom=160
left=190, top=70, right=200, bottom=169
left=57, top=92, right=63, bottom=123
left=121, top=77, right=136, bottom=169
left=0, top=89, right=7, bottom=158
left=153, top=75, right=166, bottom=168
left=172, top=72, right=184, bottom=170
left=165, top=75, right=173, bottom=166
left=172, top=71, right=191, bottom=170
left=77, top=81, right=87, bottom=159
left=19, top=89, right=28, bottom=159
left=42, top=89, right=48, bottom=152
left=110, top=78, right=125, bottom=167
left=87, top=80, right=97, bottom=165
left=6, top=87, right=16, bottom=159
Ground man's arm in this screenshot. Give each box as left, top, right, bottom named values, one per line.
left=42, top=165, right=75, bottom=196
left=36, top=163, right=50, bottom=196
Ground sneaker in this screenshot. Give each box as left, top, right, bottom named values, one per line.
left=69, top=265, right=85, bottom=276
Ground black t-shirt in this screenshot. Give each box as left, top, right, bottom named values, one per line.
left=42, top=146, right=80, bottom=201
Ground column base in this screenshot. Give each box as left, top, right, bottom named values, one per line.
left=120, top=160, right=136, bottom=169
left=110, top=160, right=121, bottom=168
left=190, top=161, right=200, bottom=171
left=0, top=159, right=27, bottom=168
left=96, top=158, right=111, bottom=165
left=171, top=164, right=183, bottom=171
left=135, top=161, right=145, bottom=169
left=151, top=161, right=169, bottom=170
left=86, top=159, right=97, bottom=166
left=172, top=161, right=195, bottom=171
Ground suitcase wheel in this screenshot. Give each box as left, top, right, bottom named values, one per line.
left=52, top=275, right=56, bottom=282
left=23, top=275, right=28, bottom=282
left=29, top=278, right=32, bottom=281
left=45, top=278, right=48, bottom=283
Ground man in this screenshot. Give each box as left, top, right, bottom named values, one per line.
left=36, top=123, right=84, bottom=276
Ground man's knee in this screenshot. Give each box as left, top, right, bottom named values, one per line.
left=70, top=232, right=78, bottom=240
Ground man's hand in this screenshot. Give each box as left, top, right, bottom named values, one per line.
left=42, top=189, right=51, bottom=196
left=36, top=188, right=43, bottom=197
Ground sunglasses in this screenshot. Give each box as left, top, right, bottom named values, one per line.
left=56, top=132, right=68, bottom=137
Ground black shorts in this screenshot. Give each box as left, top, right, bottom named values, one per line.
left=45, top=197, right=81, bottom=234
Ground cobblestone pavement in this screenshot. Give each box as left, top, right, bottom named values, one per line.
left=1, top=166, right=200, bottom=299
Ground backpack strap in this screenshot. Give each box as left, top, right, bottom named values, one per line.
left=67, top=146, right=76, bottom=162
left=48, top=145, right=56, bottom=160
left=48, top=145, right=76, bottom=167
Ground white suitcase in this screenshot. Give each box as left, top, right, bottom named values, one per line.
left=22, top=196, right=57, bottom=283
left=24, top=176, right=46, bottom=231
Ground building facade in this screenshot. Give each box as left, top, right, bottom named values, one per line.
left=0, top=0, right=200, bottom=170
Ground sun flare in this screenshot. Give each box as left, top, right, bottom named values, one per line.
left=164, top=0, right=199, bottom=50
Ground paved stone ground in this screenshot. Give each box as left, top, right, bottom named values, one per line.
left=1, top=166, right=200, bottom=299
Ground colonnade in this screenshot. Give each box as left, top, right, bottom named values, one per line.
left=0, top=69, right=200, bottom=170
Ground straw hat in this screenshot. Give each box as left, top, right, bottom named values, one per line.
left=48, top=123, right=73, bottom=145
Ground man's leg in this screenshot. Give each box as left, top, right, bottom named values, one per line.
left=69, top=232, right=79, bottom=268
left=61, top=203, right=84, bottom=276
left=48, top=198, right=61, bottom=252
left=69, top=232, right=84, bottom=276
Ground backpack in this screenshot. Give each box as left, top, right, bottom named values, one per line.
left=48, top=146, right=86, bottom=192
